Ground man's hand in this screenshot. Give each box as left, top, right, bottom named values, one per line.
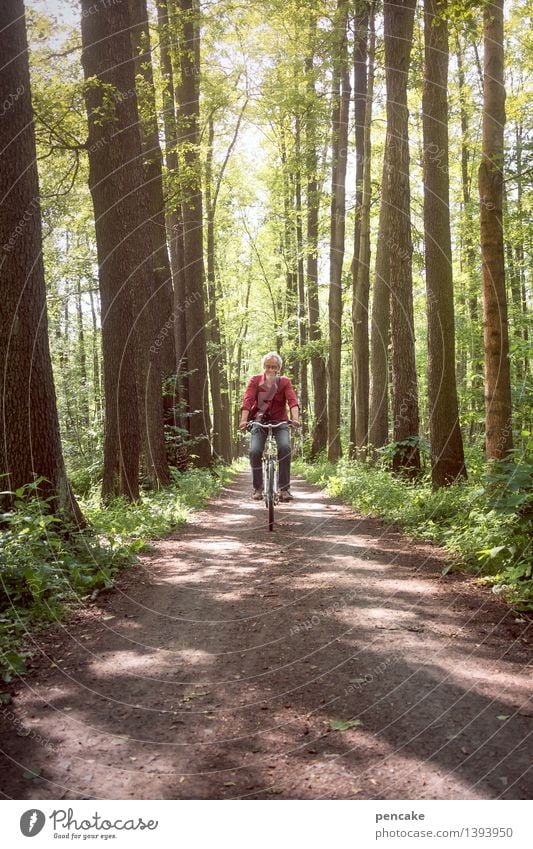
left=239, top=420, right=249, bottom=431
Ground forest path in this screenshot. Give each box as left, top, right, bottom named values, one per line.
left=1, top=472, right=532, bottom=800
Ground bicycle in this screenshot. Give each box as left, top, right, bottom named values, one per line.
left=247, top=421, right=294, bottom=531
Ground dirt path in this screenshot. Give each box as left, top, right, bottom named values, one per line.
left=1, top=472, right=532, bottom=800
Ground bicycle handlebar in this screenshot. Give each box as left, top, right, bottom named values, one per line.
left=241, top=420, right=299, bottom=431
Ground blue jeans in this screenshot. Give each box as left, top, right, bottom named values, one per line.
left=249, top=423, right=291, bottom=491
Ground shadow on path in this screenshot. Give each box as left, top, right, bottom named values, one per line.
left=1, top=473, right=531, bottom=799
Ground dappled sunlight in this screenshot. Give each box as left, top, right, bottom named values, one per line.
left=182, top=537, right=245, bottom=555
left=92, top=649, right=173, bottom=674
left=3, top=473, right=530, bottom=800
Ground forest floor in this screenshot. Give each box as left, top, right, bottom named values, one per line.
left=1, top=471, right=532, bottom=800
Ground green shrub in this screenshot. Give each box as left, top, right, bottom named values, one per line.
left=0, top=465, right=235, bottom=682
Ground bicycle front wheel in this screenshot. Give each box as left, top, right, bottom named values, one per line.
left=267, top=460, right=274, bottom=531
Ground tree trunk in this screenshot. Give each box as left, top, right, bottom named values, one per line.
left=130, top=0, right=175, bottom=382
left=383, top=0, right=420, bottom=477
left=76, top=277, right=90, bottom=430
left=81, top=0, right=169, bottom=497
left=88, top=288, right=102, bottom=419
left=205, top=116, right=232, bottom=462
left=0, top=0, right=83, bottom=525
left=456, top=35, right=483, bottom=431
left=156, top=0, right=189, bottom=431
left=233, top=275, right=252, bottom=451
left=305, top=39, right=328, bottom=457
left=327, top=0, right=350, bottom=462
left=423, top=0, right=466, bottom=485
left=280, top=127, right=299, bottom=379
left=369, top=152, right=391, bottom=452
left=294, top=114, right=309, bottom=432
left=175, top=0, right=212, bottom=465
left=515, top=124, right=529, bottom=379
left=351, top=3, right=373, bottom=456
left=478, top=0, right=513, bottom=459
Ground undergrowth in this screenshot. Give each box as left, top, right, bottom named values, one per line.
left=0, top=465, right=234, bottom=684
left=295, top=450, right=533, bottom=609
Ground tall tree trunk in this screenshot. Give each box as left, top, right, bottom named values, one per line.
left=233, top=274, right=252, bottom=450
left=423, top=0, right=466, bottom=485
left=0, top=0, right=83, bottom=525
left=76, top=277, right=90, bottom=430
left=205, top=116, right=232, bottom=462
left=349, top=6, right=367, bottom=453
left=294, top=114, right=309, bottom=432
left=156, top=0, right=188, bottom=430
left=456, top=35, right=483, bottom=431
left=280, top=127, right=299, bottom=378
left=81, top=0, right=169, bottom=496
left=383, top=0, right=420, bottom=477
left=175, top=0, right=212, bottom=465
left=60, top=298, right=75, bottom=433
left=369, top=151, right=391, bottom=452
left=327, top=0, right=350, bottom=462
left=305, top=38, right=328, bottom=457
left=351, top=3, right=373, bottom=455
left=478, top=0, right=513, bottom=459
left=130, top=0, right=175, bottom=381
left=515, top=123, right=529, bottom=379
left=88, top=288, right=102, bottom=419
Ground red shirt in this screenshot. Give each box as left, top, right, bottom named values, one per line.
left=241, top=374, right=299, bottom=422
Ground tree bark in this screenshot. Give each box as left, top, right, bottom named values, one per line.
left=369, top=152, right=391, bottom=452
left=383, top=0, right=420, bottom=477
left=205, top=116, right=232, bottom=462
left=88, top=288, right=102, bottom=419
left=129, top=0, right=176, bottom=383
left=0, top=0, right=83, bottom=525
left=156, top=0, right=189, bottom=430
left=456, top=35, right=483, bottom=430
left=478, top=0, right=513, bottom=459
left=305, top=44, right=328, bottom=458
left=81, top=0, right=169, bottom=496
left=294, top=114, right=309, bottom=432
left=351, top=3, right=373, bottom=456
left=76, top=277, right=90, bottom=430
left=175, top=0, right=212, bottom=465
left=423, top=0, right=466, bottom=485
left=327, top=0, right=350, bottom=462
left=280, top=126, right=299, bottom=380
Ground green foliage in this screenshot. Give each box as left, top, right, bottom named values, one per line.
left=295, top=453, right=533, bottom=608
left=0, top=467, right=234, bottom=681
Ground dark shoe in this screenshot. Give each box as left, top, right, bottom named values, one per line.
left=279, top=488, right=294, bottom=502
left=251, top=488, right=263, bottom=500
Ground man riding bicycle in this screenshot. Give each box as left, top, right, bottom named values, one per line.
left=239, top=352, right=300, bottom=502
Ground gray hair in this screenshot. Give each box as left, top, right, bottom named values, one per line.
left=261, top=351, right=283, bottom=370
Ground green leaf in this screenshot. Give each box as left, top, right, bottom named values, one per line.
left=329, top=719, right=363, bottom=731
left=22, top=767, right=42, bottom=780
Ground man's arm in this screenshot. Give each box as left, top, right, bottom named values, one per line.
left=284, top=378, right=300, bottom=424
left=239, top=376, right=258, bottom=428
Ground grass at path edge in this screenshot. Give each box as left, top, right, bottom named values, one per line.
left=0, top=464, right=238, bottom=685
